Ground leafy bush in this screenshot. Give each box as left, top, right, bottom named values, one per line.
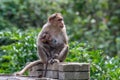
left=66, top=41, right=120, bottom=80
left=0, top=28, right=120, bottom=79
left=0, top=0, right=120, bottom=56
left=0, top=0, right=66, bottom=29
left=0, top=28, right=39, bottom=73
left=0, top=0, right=120, bottom=80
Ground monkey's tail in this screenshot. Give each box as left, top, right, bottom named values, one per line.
left=21, top=60, right=42, bottom=73
left=43, top=60, right=48, bottom=77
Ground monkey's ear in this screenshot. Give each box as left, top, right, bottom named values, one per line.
left=48, top=13, right=57, bottom=22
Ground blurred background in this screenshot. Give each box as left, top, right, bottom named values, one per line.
left=0, top=0, right=120, bottom=79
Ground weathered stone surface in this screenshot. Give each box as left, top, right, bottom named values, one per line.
left=0, top=75, right=56, bottom=80
left=46, top=71, right=58, bottom=79
left=0, top=62, right=90, bottom=80
left=28, top=62, right=90, bottom=79
left=29, top=63, right=59, bottom=78
left=30, top=63, right=44, bottom=71
left=29, top=63, right=44, bottom=77
left=33, top=77, right=57, bottom=80
left=43, top=63, right=59, bottom=79
left=59, top=62, right=90, bottom=72
left=46, top=63, right=59, bottom=71
left=29, top=71, right=43, bottom=77
left=59, top=72, right=90, bottom=80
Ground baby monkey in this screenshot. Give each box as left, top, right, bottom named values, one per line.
left=14, top=13, right=68, bottom=76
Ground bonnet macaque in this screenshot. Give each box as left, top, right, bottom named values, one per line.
left=15, top=13, right=68, bottom=76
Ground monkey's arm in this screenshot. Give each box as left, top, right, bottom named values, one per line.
left=58, top=44, right=69, bottom=62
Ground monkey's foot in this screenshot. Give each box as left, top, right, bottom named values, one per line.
left=53, top=59, right=60, bottom=63
left=48, top=59, right=60, bottom=64
left=48, top=59, right=54, bottom=64
left=13, top=71, right=23, bottom=76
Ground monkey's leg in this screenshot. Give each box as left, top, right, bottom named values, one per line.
left=58, top=45, right=68, bottom=62
left=14, top=60, right=42, bottom=76
left=37, top=45, right=49, bottom=63
left=38, top=45, right=50, bottom=77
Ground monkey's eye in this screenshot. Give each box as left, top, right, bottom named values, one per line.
left=58, top=18, right=63, bottom=21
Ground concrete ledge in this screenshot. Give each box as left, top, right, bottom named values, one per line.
left=29, top=62, right=90, bottom=80
left=59, top=62, right=90, bottom=71
left=0, top=62, right=90, bottom=80
left=59, top=72, right=90, bottom=80
left=0, top=75, right=56, bottom=80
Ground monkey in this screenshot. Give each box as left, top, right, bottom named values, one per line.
left=14, top=13, right=68, bottom=76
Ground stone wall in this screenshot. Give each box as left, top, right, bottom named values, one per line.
left=29, top=62, right=90, bottom=80
left=0, top=62, right=90, bottom=80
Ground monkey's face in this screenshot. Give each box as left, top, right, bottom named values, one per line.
left=54, top=16, right=64, bottom=28
left=49, top=13, right=65, bottom=28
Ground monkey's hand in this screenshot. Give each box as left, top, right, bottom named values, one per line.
left=40, top=32, right=52, bottom=43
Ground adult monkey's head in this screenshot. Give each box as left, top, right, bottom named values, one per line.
left=48, top=13, right=65, bottom=28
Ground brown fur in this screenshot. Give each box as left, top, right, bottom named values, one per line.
left=14, top=13, right=68, bottom=76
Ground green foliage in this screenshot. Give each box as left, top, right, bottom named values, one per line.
left=0, top=0, right=65, bottom=29
left=0, top=28, right=39, bottom=73
left=0, top=29, right=120, bottom=79
left=66, top=42, right=120, bottom=80
left=67, top=0, right=120, bottom=56
left=0, top=0, right=120, bottom=80
left=0, top=0, right=119, bottom=56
